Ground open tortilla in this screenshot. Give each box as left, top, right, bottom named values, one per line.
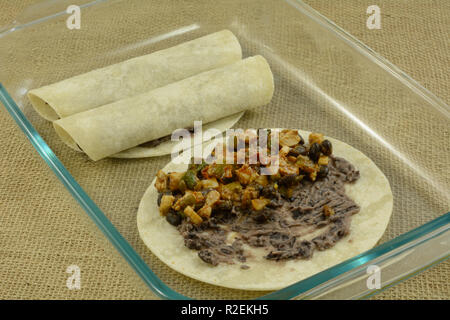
left=28, top=30, right=242, bottom=121
left=53, top=56, right=274, bottom=161
left=137, top=130, right=393, bottom=291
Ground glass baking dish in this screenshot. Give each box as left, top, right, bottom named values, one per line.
left=0, top=0, right=449, bottom=299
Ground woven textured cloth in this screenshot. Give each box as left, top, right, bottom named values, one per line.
left=0, top=0, right=448, bottom=300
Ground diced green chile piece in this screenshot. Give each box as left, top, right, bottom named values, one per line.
left=189, top=159, right=208, bottom=176
left=179, top=193, right=196, bottom=207
left=214, top=164, right=226, bottom=177
left=183, top=170, right=198, bottom=189
left=222, top=181, right=243, bottom=195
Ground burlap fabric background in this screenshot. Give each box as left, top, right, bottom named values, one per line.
left=0, top=0, right=448, bottom=299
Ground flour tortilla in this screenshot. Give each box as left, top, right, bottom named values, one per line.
left=137, top=130, right=393, bottom=291
left=53, top=56, right=274, bottom=161
left=112, top=112, right=244, bottom=159
left=28, top=30, right=242, bottom=121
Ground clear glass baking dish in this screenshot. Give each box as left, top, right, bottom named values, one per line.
left=0, top=0, right=448, bottom=299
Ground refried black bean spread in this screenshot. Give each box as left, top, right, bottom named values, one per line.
left=155, top=130, right=360, bottom=267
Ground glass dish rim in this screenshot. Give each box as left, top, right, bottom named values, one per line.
left=0, top=0, right=448, bottom=300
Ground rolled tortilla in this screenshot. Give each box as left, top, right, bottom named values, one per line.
left=28, top=30, right=242, bottom=121
left=54, top=56, right=274, bottom=161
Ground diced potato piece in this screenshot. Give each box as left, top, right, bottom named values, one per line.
left=205, top=190, right=221, bottom=206
left=168, top=172, right=185, bottom=191
left=206, top=163, right=233, bottom=180
left=235, top=164, right=257, bottom=185
left=220, top=182, right=242, bottom=201
left=235, top=165, right=250, bottom=185
left=263, top=164, right=279, bottom=176
left=159, top=195, right=174, bottom=216
left=199, top=178, right=219, bottom=189
left=184, top=206, right=203, bottom=225
left=279, top=146, right=291, bottom=157
left=296, top=155, right=318, bottom=173
left=242, top=186, right=259, bottom=206
left=254, top=174, right=268, bottom=186
left=251, top=198, right=270, bottom=211
left=197, top=205, right=212, bottom=219
left=279, top=165, right=299, bottom=176
left=192, top=191, right=205, bottom=204
left=318, top=155, right=329, bottom=166
left=155, top=170, right=168, bottom=192
left=279, top=156, right=299, bottom=175
left=280, top=129, right=301, bottom=147
left=309, top=132, right=324, bottom=145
